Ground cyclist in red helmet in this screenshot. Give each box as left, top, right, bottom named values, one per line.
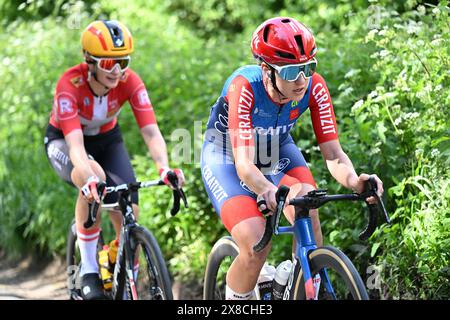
left=201, top=17, right=384, bottom=300
left=44, top=20, right=185, bottom=299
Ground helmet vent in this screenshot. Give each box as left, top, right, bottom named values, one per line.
left=103, top=20, right=124, bottom=48
left=275, top=50, right=295, bottom=60
left=294, top=35, right=305, bottom=55
left=281, top=19, right=291, bottom=23
left=263, top=25, right=271, bottom=43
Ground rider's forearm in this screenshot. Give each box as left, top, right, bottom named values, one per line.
left=234, top=147, right=274, bottom=194
left=325, top=150, right=359, bottom=191
left=65, top=131, right=96, bottom=183
left=237, top=162, right=274, bottom=194
left=140, top=125, right=169, bottom=171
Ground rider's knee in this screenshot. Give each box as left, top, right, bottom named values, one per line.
left=71, top=160, right=106, bottom=187
left=88, top=160, right=106, bottom=181
left=239, top=241, right=271, bottom=267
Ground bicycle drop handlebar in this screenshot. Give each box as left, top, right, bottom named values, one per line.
left=84, top=171, right=188, bottom=229
left=253, top=177, right=391, bottom=252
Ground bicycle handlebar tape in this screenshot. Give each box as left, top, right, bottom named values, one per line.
left=253, top=215, right=274, bottom=253
left=253, top=185, right=291, bottom=252
left=359, top=203, right=379, bottom=241
left=359, top=177, right=379, bottom=241
left=84, top=181, right=107, bottom=229
left=171, top=190, right=181, bottom=216
left=165, top=171, right=180, bottom=216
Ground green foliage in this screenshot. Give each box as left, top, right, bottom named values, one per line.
left=0, top=0, right=103, bottom=27
left=355, top=2, right=450, bottom=299
left=0, top=0, right=449, bottom=298
left=328, top=1, right=450, bottom=298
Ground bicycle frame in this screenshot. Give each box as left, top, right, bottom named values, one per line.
left=102, top=181, right=162, bottom=300
left=253, top=178, right=390, bottom=300
left=86, top=176, right=187, bottom=300
left=277, top=215, right=335, bottom=300
left=110, top=202, right=138, bottom=299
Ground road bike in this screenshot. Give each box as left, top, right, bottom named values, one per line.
left=67, top=172, right=187, bottom=300
left=203, top=177, right=390, bottom=300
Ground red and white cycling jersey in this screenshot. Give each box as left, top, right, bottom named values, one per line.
left=49, top=63, right=156, bottom=136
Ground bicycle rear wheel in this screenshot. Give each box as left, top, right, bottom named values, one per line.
left=203, top=236, right=239, bottom=300
left=128, top=226, right=173, bottom=300
left=292, top=246, right=369, bottom=300
left=66, top=220, right=104, bottom=300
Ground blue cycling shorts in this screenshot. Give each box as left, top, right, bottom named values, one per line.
left=201, top=136, right=316, bottom=232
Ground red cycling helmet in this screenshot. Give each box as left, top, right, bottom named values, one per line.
left=251, top=17, right=317, bottom=65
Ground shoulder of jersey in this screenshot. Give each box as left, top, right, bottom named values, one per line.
left=233, top=65, right=262, bottom=83
left=311, top=72, right=323, bottom=84
left=118, top=68, right=139, bottom=85
left=60, top=64, right=88, bottom=89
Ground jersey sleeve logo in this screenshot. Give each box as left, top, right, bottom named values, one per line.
left=312, top=82, right=337, bottom=135
left=58, top=98, right=73, bottom=114
left=137, top=89, right=151, bottom=106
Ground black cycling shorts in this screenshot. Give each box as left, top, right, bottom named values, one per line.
left=44, top=124, right=138, bottom=205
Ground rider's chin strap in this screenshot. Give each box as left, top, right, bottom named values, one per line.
left=268, top=67, right=288, bottom=102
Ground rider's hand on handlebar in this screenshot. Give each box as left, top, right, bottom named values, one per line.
left=80, top=175, right=102, bottom=203
left=257, top=185, right=278, bottom=215
left=159, top=167, right=185, bottom=189
left=352, top=173, right=384, bottom=204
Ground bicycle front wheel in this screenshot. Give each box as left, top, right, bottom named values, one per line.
left=128, top=226, right=173, bottom=300
left=203, top=236, right=239, bottom=300
left=292, top=246, right=369, bottom=300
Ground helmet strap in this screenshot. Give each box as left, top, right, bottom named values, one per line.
left=86, top=65, right=111, bottom=97
left=269, top=68, right=287, bottom=102
left=93, top=64, right=110, bottom=91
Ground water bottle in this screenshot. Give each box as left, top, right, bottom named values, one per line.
left=255, top=263, right=276, bottom=300
left=272, top=260, right=293, bottom=300
left=98, top=245, right=113, bottom=290
left=108, top=239, right=119, bottom=268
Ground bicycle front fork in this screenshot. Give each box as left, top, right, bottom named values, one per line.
left=293, top=216, right=336, bottom=300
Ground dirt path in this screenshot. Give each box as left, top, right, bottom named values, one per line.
left=0, top=252, right=67, bottom=300
left=0, top=251, right=202, bottom=300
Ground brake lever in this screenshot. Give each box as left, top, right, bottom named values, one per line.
left=374, top=192, right=390, bottom=225
left=253, top=185, right=290, bottom=252
left=364, top=177, right=391, bottom=225
left=358, top=177, right=391, bottom=240
left=167, top=171, right=188, bottom=216
left=274, top=185, right=290, bottom=235
left=84, top=181, right=106, bottom=229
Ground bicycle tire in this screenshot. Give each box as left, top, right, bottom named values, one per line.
left=127, top=226, right=173, bottom=300
left=203, top=236, right=239, bottom=300
left=66, top=220, right=104, bottom=300
left=292, top=246, right=369, bottom=300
